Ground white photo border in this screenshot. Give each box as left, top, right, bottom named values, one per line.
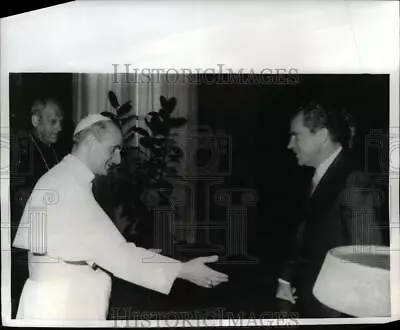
left=1, top=0, right=399, bottom=327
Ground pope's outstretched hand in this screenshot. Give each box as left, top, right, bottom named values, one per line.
left=178, top=255, right=229, bottom=288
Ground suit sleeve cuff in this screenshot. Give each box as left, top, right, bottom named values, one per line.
left=278, top=278, right=291, bottom=285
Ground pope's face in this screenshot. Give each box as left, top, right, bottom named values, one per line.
left=92, top=125, right=123, bottom=175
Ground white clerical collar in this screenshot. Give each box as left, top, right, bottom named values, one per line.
left=313, top=145, right=343, bottom=186
left=64, top=153, right=95, bottom=185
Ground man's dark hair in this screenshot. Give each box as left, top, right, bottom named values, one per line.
left=291, top=101, right=355, bottom=148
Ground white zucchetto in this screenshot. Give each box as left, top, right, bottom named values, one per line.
left=73, top=114, right=112, bottom=136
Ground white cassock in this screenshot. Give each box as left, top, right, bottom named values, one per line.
left=13, top=154, right=182, bottom=320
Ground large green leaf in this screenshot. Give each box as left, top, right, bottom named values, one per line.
left=117, top=101, right=132, bottom=117
left=120, top=115, right=139, bottom=126
left=124, top=126, right=137, bottom=138
left=145, top=113, right=160, bottom=131
left=144, top=117, right=152, bottom=130
left=157, top=120, right=170, bottom=136
left=149, top=116, right=162, bottom=135
left=108, top=91, right=120, bottom=109
left=159, top=96, right=177, bottom=115
left=159, top=108, right=170, bottom=120
left=160, top=96, right=168, bottom=109
left=139, top=136, right=154, bottom=149
left=132, top=126, right=150, bottom=137
left=124, top=132, right=135, bottom=143
left=166, top=97, right=177, bottom=114
left=100, top=111, right=119, bottom=125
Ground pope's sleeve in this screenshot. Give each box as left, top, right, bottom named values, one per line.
left=13, top=187, right=183, bottom=295
left=58, top=196, right=182, bottom=295
left=87, top=217, right=183, bottom=295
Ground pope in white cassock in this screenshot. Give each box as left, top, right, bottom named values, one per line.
left=13, top=114, right=229, bottom=320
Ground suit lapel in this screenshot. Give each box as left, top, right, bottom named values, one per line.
left=305, top=150, right=349, bottom=219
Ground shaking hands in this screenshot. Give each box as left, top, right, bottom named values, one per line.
left=178, top=255, right=229, bottom=288
left=276, top=281, right=298, bottom=304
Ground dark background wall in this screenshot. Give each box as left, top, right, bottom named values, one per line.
left=197, top=74, right=390, bottom=271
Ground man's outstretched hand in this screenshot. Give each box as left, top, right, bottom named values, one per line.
left=178, top=255, right=229, bottom=288
left=276, top=281, right=297, bottom=304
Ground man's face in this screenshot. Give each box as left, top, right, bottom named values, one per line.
left=34, top=105, right=64, bottom=145
left=91, top=125, right=123, bottom=176
left=287, top=113, right=322, bottom=167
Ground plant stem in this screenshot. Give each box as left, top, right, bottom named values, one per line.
left=158, top=132, right=171, bottom=184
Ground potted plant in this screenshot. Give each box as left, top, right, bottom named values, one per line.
left=93, top=91, right=188, bottom=249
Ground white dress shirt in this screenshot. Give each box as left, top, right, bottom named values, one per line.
left=278, top=146, right=343, bottom=286
left=13, top=154, right=182, bottom=320
left=310, top=146, right=343, bottom=195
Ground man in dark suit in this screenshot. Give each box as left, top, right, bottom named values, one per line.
left=275, top=102, right=384, bottom=318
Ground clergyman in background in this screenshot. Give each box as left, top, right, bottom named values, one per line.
left=10, top=98, right=64, bottom=318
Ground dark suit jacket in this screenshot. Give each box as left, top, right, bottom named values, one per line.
left=280, top=149, right=384, bottom=317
